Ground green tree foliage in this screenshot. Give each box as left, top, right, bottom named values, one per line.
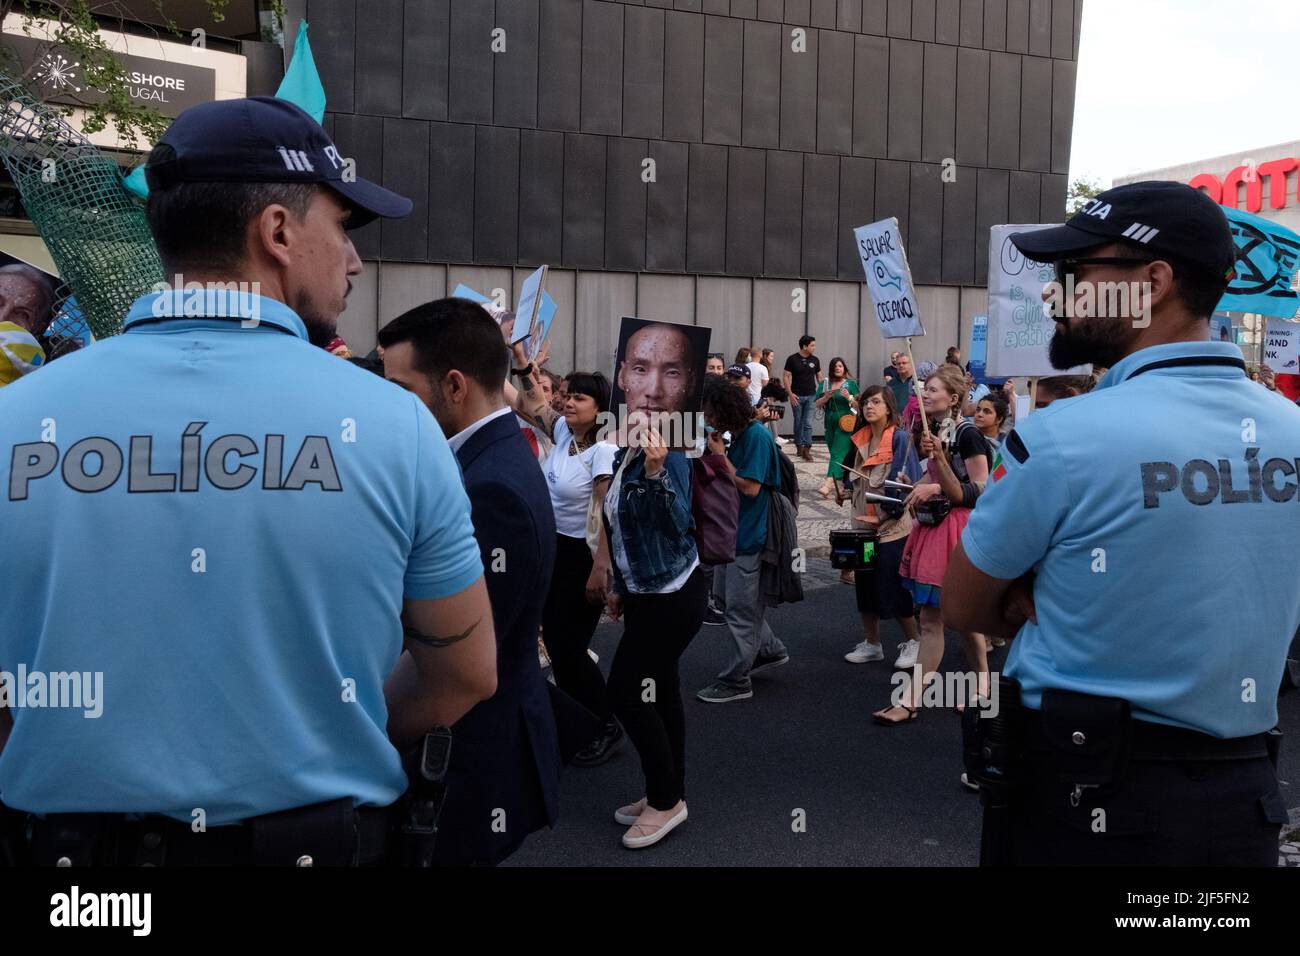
left=1066, top=177, right=1106, bottom=216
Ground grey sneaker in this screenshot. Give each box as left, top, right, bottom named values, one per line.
left=696, top=681, right=754, bottom=703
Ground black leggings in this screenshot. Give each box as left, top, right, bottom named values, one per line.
left=608, top=568, right=709, bottom=811
left=541, top=534, right=608, bottom=720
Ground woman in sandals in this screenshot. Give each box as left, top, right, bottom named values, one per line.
left=813, top=357, right=859, bottom=500
left=841, top=385, right=924, bottom=667
left=512, top=345, right=625, bottom=766
left=603, top=425, right=708, bottom=849
left=873, top=364, right=992, bottom=725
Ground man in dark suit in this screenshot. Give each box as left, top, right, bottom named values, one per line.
left=378, top=298, right=560, bottom=866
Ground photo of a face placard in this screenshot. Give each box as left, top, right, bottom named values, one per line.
left=609, top=317, right=711, bottom=451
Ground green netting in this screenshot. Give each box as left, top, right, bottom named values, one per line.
left=0, top=71, right=162, bottom=340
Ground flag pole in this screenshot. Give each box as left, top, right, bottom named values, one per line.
left=905, top=337, right=932, bottom=446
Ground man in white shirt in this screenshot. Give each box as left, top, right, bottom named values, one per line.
left=745, top=349, right=768, bottom=405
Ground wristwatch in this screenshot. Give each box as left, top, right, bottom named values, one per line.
left=511, top=362, right=535, bottom=377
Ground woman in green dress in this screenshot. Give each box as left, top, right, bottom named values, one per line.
left=813, top=357, right=859, bottom=500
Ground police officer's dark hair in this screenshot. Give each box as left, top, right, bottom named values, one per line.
left=1115, top=238, right=1228, bottom=320
left=798, top=334, right=815, bottom=349
left=145, top=177, right=320, bottom=273
left=376, top=297, right=508, bottom=393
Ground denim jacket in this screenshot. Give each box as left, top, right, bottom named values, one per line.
left=605, top=448, right=698, bottom=594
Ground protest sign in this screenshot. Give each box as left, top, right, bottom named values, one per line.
left=986, top=224, right=1087, bottom=378
left=1217, top=207, right=1300, bottom=318
left=1263, top=319, right=1300, bottom=374
left=512, top=265, right=547, bottom=345
left=526, top=292, right=557, bottom=363
left=854, top=219, right=925, bottom=339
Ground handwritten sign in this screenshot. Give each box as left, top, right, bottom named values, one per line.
left=854, top=219, right=925, bottom=339
left=986, top=224, right=1087, bottom=378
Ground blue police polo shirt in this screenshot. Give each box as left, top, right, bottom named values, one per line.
left=962, top=341, right=1300, bottom=738
left=0, top=291, right=482, bottom=824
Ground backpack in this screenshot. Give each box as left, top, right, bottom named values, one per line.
left=691, top=452, right=739, bottom=565
left=776, top=449, right=800, bottom=513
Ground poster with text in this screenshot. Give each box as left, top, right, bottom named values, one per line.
left=986, top=224, right=1088, bottom=378
left=854, top=218, right=925, bottom=339
left=1263, top=319, right=1300, bottom=374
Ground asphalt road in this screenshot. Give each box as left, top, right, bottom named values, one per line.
left=506, top=567, right=1300, bottom=867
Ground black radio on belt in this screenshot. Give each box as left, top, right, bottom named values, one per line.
left=914, top=497, right=952, bottom=527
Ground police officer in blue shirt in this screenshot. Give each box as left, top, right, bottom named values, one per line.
left=0, top=98, right=497, bottom=866
left=945, top=181, right=1300, bottom=866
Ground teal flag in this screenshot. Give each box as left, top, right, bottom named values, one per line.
left=275, top=21, right=326, bottom=124
left=1217, top=206, right=1300, bottom=318
left=123, top=21, right=326, bottom=199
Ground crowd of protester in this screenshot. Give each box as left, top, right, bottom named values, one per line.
left=6, top=98, right=1299, bottom=877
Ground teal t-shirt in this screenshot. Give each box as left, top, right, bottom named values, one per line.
left=728, top=421, right=781, bottom=555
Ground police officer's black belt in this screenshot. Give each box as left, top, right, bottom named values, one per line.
left=25, top=798, right=393, bottom=866
left=1019, top=709, right=1270, bottom=763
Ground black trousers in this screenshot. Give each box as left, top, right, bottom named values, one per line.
left=608, top=568, right=709, bottom=811
left=541, top=534, right=608, bottom=720
left=1001, top=751, right=1288, bottom=866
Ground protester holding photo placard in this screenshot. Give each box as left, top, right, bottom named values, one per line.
left=603, top=427, right=706, bottom=850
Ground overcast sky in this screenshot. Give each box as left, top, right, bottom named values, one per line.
left=1068, top=0, right=1297, bottom=187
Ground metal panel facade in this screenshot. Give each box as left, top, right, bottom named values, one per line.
left=331, top=0, right=1083, bottom=302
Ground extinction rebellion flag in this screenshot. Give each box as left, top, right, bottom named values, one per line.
left=1217, top=206, right=1300, bottom=318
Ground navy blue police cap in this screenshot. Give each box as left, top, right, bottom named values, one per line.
left=144, top=97, right=412, bottom=228
left=1010, top=180, right=1236, bottom=283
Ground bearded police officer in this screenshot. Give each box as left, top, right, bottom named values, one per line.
left=0, top=98, right=497, bottom=866
left=945, top=181, right=1300, bottom=866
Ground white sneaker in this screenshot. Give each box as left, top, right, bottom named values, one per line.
left=844, top=641, right=884, bottom=663
left=895, top=639, right=920, bottom=669
left=775, top=436, right=789, bottom=445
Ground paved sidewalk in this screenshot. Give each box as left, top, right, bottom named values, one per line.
left=786, top=438, right=859, bottom=557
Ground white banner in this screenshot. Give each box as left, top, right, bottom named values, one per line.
left=986, top=224, right=1086, bottom=378
left=1263, top=319, right=1300, bottom=374
left=854, top=218, right=925, bottom=339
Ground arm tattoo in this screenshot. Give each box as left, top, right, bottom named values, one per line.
left=404, top=618, right=481, bottom=648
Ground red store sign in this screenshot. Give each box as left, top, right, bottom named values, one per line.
left=1189, top=156, right=1300, bottom=213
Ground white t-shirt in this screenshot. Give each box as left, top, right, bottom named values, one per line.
left=746, top=361, right=768, bottom=404
left=544, top=417, right=617, bottom=538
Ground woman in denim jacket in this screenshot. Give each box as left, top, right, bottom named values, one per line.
left=602, top=427, right=708, bottom=849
